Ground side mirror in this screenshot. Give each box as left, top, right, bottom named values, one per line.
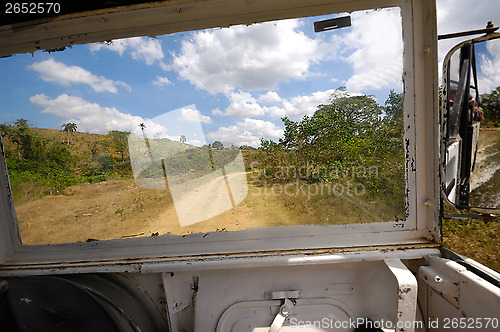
left=441, top=29, right=500, bottom=214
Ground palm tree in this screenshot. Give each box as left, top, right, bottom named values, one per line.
left=180, top=135, right=187, bottom=143
left=139, top=123, right=146, bottom=137
left=14, top=118, right=29, bottom=132
left=62, top=123, right=77, bottom=145
left=62, top=123, right=69, bottom=144
left=139, top=123, right=154, bottom=163
left=68, top=123, right=77, bottom=144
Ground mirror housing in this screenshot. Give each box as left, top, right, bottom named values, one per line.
left=441, top=25, right=500, bottom=215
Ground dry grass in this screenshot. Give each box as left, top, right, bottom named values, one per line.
left=15, top=176, right=403, bottom=245
left=442, top=217, right=500, bottom=272
left=16, top=174, right=499, bottom=273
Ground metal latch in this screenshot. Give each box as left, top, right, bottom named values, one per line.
left=269, top=298, right=296, bottom=332
left=265, top=290, right=302, bottom=332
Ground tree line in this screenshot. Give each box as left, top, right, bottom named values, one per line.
left=258, top=90, right=405, bottom=207
left=481, top=86, right=500, bottom=127
left=0, top=119, right=132, bottom=201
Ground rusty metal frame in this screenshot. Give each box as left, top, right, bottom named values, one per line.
left=0, top=0, right=440, bottom=271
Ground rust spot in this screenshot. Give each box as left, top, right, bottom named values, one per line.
left=400, top=287, right=412, bottom=294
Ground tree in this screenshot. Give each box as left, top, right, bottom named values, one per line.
left=384, top=90, right=404, bottom=121
left=139, top=123, right=146, bottom=137
left=139, top=123, right=154, bottom=163
left=108, top=130, right=130, bottom=161
left=7, top=119, right=47, bottom=161
left=9, top=119, right=30, bottom=157
left=259, top=93, right=403, bottom=186
left=480, top=86, right=500, bottom=124
left=14, top=118, right=29, bottom=130
left=273, top=94, right=383, bottom=168
left=62, top=122, right=77, bottom=145
left=180, top=135, right=187, bottom=143
left=212, top=140, right=224, bottom=150
left=87, top=140, right=101, bottom=160
left=383, top=90, right=404, bottom=147
left=0, top=123, right=11, bottom=138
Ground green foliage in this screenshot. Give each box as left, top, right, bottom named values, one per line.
left=2, top=120, right=134, bottom=200
left=212, top=140, right=224, bottom=150
left=108, top=130, right=130, bottom=162
left=239, top=145, right=256, bottom=150
left=480, top=86, right=500, bottom=124
left=6, top=157, right=79, bottom=200
left=258, top=92, right=405, bottom=207
left=3, top=121, right=79, bottom=200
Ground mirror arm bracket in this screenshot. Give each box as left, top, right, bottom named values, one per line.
left=441, top=188, right=499, bottom=220
left=442, top=213, right=497, bottom=221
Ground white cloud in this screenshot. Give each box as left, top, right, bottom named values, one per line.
left=29, top=93, right=167, bottom=135
left=258, top=91, right=282, bottom=104
left=90, top=37, right=164, bottom=65
left=187, top=139, right=203, bottom=146
left=239, top=118, right=285, bottom=137
left=90, top=40, right=126, bottom=55
left=336, top=8, right=403, bottom=92
left=218, top=90, right=289, bottom=118
left=153, top=75, right=173, bottom=87
left=478, top=41, right=500, bottom=94
left=224, top=91, right=267, bottom=118
left=216, top=88, right=352, bottom=120
left=437, top=0, right=498, bottom=35
left=437, top=0, right=499, bottom=44
left=207, top=118, right=284, bottom=147
left=28, top=59, right=130, bottom=93
left=159, top=62, right=172, bottom=71
left=168, top=8, right=406, bottom=101
left=170, top=20, right=327, bottom=94
left=212, top=107, right=224, bottom=116
left=437, top=0, right=500, bottom=89
left=178, top=108, right=212, bottom=124
left=280, top=89, right=346, bottom=119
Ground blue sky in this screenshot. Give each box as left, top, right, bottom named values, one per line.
left=0, top=0, right=499, bottom=147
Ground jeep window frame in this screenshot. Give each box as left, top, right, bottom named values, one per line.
left=0, top=0, right=439, bottom=267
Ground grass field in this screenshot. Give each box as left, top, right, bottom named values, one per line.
left=442, top=217, right=500, bottom=272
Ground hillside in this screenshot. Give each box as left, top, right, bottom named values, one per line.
left=2, top=120, right=405, bottom=245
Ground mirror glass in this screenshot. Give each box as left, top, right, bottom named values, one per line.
left=443, top=38, right=500, bottom=210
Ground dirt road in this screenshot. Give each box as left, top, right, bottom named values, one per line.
left=15, top=174, right=401, bottom=245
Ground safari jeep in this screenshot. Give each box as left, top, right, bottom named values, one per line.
left=0, top=0, right=499, bottom=331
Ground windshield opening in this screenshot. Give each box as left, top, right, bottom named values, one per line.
left=0, top=7, right=406, bottom=245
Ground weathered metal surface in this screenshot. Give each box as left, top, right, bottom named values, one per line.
left=385, top=259, right=419, bottom=332
left=421, top=253, right=500, bottom=330
left=0, top=245, right=440, bottom=276
left=419, top=256, right=461, bottom=308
